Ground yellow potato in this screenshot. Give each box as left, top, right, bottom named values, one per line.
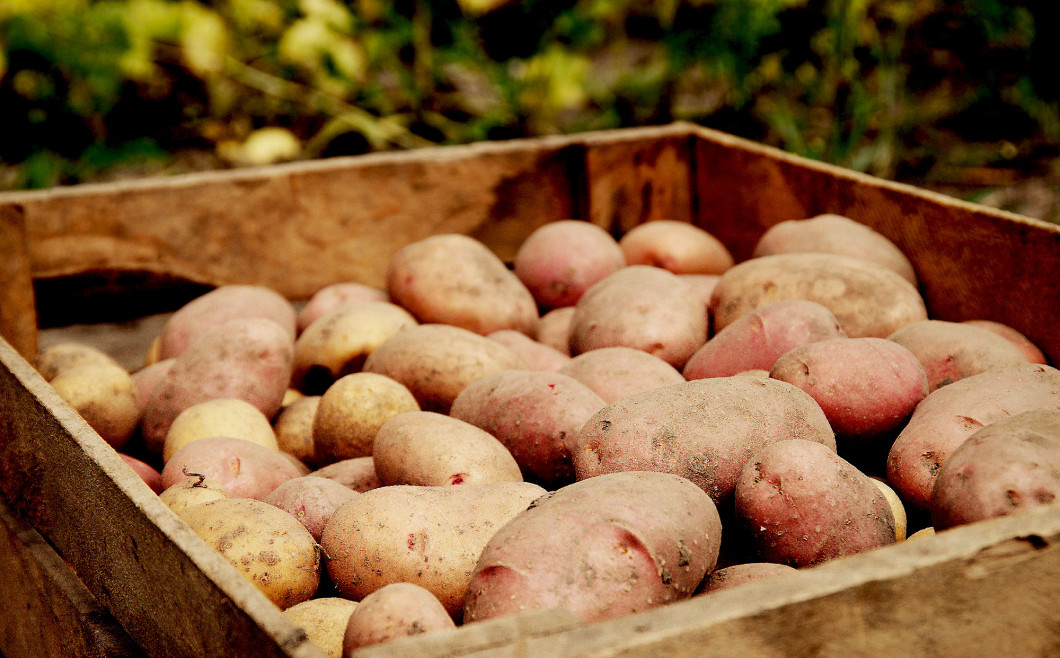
left=282, top=597, right=358, bottom=658
left=273, top=395, right=321, bottom=466
left=49, top=362, right=140, bottom=450
left=35, top=341, right=119, bottom=382
left=313, top=372, right=420, bottom=464
left=163, top=398, right=278, bottom=463
left=870, top=477, right=908, bottom=542
left=159, top=476, right=230, bottom=515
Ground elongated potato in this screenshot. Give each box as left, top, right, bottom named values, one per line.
left=888, top=320, right=1028, bottom=390
left=557, top=346, right=685, bottom=404
left=161, top=436, right=303, bottom=500
left=710, top=253, right=927, bottom=339
left=963, top=319, right=1048, bottom=365
left=35, top=341, right=119, bottom=382
left=619, top=220, right=734, bottom=275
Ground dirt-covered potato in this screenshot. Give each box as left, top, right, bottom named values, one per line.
left=291, top=301, right=418, bottom=394
left=752, top=214, right=918, bottom=285
left=557, top=346, right=685, bottom=404
left=463, top=471, right=722, bottom=624
left=619, top=220, right=734, bottom=275
left=342, top=583, right=455, bottom=652
left=569, top=265, right=708, bottom=368
left=735, top=439, right=896, bottom=567
left=49, top=361, right=140, bottom=450
left=161, top=436, right=303, bottom=500
left=296, top=282, right=389, bottom=334
left=35, top=341, right=119, bottom=381
left=572, top=377, right=836, bottom=504
left=486, top=330, right=570, bottom=372
left=513, top=219, right=626, bottom=309
left=888, top=319, right=1029, bottom=390
left=450, top=370, right=607, bottom=488
left=264, top=475, right=360, bottom=541
left=363, top=324, right=527, bottom=413
left=930, top=409, right=1060, bottom=530
left=162, top=398, right=278, bottom=463
left=283, top=598, right=358, bottom=658
left=322, top=481, right=546, bottom=617
left=312, top=372, right=420, bottom=464
left=272, top=395, right=320, bottom=466
left=386, top=233, right=539, bottom=336
left=710, top=252, right=928, bottom=339
left=158, top=476, right=230, bottom=515
left=373, top=411, right=523, bottom=487
left=181, top=498, right=320, bottom=610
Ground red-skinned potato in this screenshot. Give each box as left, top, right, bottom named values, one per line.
left=619, top=220, right=734, bottom=275
left=463, top=471, right=722, bottom=624
left=342, top=583, right=455, bottom=652
left=264, top=475, right=360, bottom=541
left=963, top=320, right=1048, bottom=365
left=309, top=456, right=381, bottom=493
left=296, top=282, right=389, bottom=334
left=683, top=300, right=846, bottom=380
left=513, top=219, right=626, bottom=309
left=557, top=346, right=685, bottom=404
left=535, top=307, right=575, bottom=355
left=888, top=320, right=1028, bottom=390
left=161, top=436, right=303, bottom=500
left=119, top=453, right=163, bottom=494
left=130, top=358, right=175, bottom=418
left=698, top=563, right=799, bottom=595
left=486, top=330, right=570, bottom=372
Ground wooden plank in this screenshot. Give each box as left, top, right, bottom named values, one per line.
left=0, top=335, right=324, bottom=658
left=690, top=126, right=1060, bottom=365
left=0, top=204, right=37, bottom=360
left=0, top=496, right=139, bottom=657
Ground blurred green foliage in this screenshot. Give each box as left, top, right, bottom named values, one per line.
left=1, top=0, right=1056, bottom=190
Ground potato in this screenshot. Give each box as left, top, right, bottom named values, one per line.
left=535, top=306, right=575, bottom=355
left=284, top=598, right=358, bottom=658
left=752, top=214, right=918, bottom=285
left=871, top=478, right=908, bottom=542
left=181, top=498, right=320, bottom=610
left=698, top=563, right=798, bottom=594
left=309, top=456, right=381, bottom=493
left=373, top=411, right=523, bottom=487
left=162, top=398, right=278, bottom=463
left=119, top=453, right=163, bottom=494
left=273, top=395, right=321, bottom=466
left=363, top=324, right=527, bottom=413
left=886, top=364, right=1060, bottom=510
left=486, top=330, right=570, bottom=372
left=556, top=346, right=685, bottom=404
left=735, top=439, right=896, bottom=567
left=679, top=273, right=720, bottom=330
left=264, top=475, right=360, bottom=541
left=512, top=219, right=626, bottom=309
left=768, top=337, right=929, bottom=446
left=161, top=436, right=303, bottom=500
left=130, top=358, right=175, bottom=417
left=322, top=481, right=546, bottom=616
left=450, top=370, right=607, bottom=488
left=907, top=527, right=935, bottom=541
left=158, top=476, right=230, bottom=515
left=683, top=300, right=846, bottom=380
left=572, top=377, right=836, bottom=504
left=291, top=302, right=418, bottom=394
left=888, top=320, right=1029, bottom=391
left=49, top=362, right=140, bottom=450
left=342, top=583, right=455, bottom=652
left=141, top=317, right=294, bottom=454
left=35, top=341, right=119, bottom=381
left=569, top=265, right=708, bottom=368
left=963, top=319, right=1048, bottom=365
left=619, top=220, right=734, bottom=275
left=386, top=234, right=538, bottom=336
left=930, top=409, right=1060, bottom=531
left=710, top=253, right=928, bottom=339
left=157, top=284, right=297, bottom=360
left=463, top=471, right=722, bottom=624
left=296, top=281, right=389, bottom=334
left=312, top=372, right=420, bottom=464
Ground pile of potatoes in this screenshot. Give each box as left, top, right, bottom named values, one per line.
left=36, top=215, right=1060, bottom=656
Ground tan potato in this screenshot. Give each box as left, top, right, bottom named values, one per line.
left=321, top=481, right=547, bottom=616
left=273, top=395, right=321, bottom=466
left=283, top=598, right=358, bottom=658
left=535, top=306, right=575, bottom=355
left=486, top=330, right=570, bottom=372
left=963, top=320, right=1048, bottom=365
left=556, top=346, right=685, bottom=404
left=871, top=478, right=908, bottom=541
left=363, top=324, right=527, bottom=413
left=163, top=398, right=278, bottom=463
left=309, top=456, right=381, bottom=493
left=342, top=583, right=455, bottom=652
left=312, top=372, right=420, bottom=464
left=889, top=320, right=1029, bottom=390
left=710, top=252, right=928, bottom=339
left=49, top=362, right=140, bottom=450
left=291, top=302, right=418, bottom=394
left=158, top=475, right=230, bottom=515
left=513, top=219, right=626, bottom=309
left=181, top=498, right=320, bottom=609
left=35, top=341, right=119, bottom=381
left=281, top=388, right=304, bottom=407
left=373, top=411, right=523, bottom=486
left=619, top=220, right=734, bottom=275
left=698, top=563, right=799, bottom=595
left=296, top=282, right=389, bottom=334
left=130, top=358, right=175, bottom=418
left=386, top=234, right=539, bottom=336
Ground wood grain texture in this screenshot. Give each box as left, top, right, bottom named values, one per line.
left=0, top=204, right=37, bottom=359
left=0, top=335, right=325, bottom=658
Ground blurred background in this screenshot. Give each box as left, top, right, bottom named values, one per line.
left=1, top=0, right=1057, bottom=222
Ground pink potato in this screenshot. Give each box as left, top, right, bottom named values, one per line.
left=157, top=285, right=297, bottom=360
left=698, top=563, right=799, bottom=595
left=342, top=583, right=455, bottom=652
left=769, top=337, right=929, bottom=443
left=450, top=370, right=607, bottom=488
left=141, top=318, right=294, bottom=454
left=463, top=471, right=722, bottom=624
left=930, top=409, right=1060, bottom=530
left=557, top=346, right=685, bottom=404
left=486, top=330, right=570, bottom=372
left=535, top=306, right=575, bottom=355
left=161, top=437, right=303, bottom=500
left=513, top=219, right=626, bottom=309
left=962, top=320, right=1048, bottom=365
left=886, top=363, right=1060, bottom=510
left=683, top=300, right=846, bottom=380
left=130, top=358, right=175, bottom=417
left=888, top=320, right=1028, bottom=390
left=619, top=220, right=734, bottom=275
left=569, top=265, right=708, bottom=368
left=571, top=377, right=836, bottom=504
left=679, top=274, right=721, bottom=331
left=735, top=439, right=896, bottom=567
left=119, top=453, right=163, bottom=494
left=296, top=282, right=389, bottom=334
left=264, top=475, right=360, bottom=541
left=309, top=456, right=382, bottom=493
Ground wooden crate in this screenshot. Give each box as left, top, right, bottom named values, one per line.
left=1, top=123, right=1059, bottom=657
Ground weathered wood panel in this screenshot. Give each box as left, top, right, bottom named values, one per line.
left=0, top=204, right=36, bottom=360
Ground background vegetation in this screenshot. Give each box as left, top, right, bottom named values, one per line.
left=1, top=0, right=1057, bottom=220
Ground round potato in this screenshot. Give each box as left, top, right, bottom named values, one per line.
left=296, top=282, right=389, bottom=334
left=342, top=583, right=455, bottom=652
left=161, top=436, right=303, bottom=500
left=312, top=372, right=420, bottom=464
left=284, top=598, right=358, bottom=658
left=486, top=330, right=570, bottom=372
left=264, top=475, right=360, bottom=541
left=130, top=358, right=175, bottom=417
left=158, top=476, right=230, bottom=515
left=619, top=220, right=734, bottom=275
left=163, top=398, right=278, bottom=463
left=513, top=219, right=626, bottom=309
left=35, top=341, right=119, bottom=382
left=535, top=306, right=575, bottom=355
left=49, top=362, right=140, bottom=450
left=273, top=395, right=321, bottom=466
left=119, top=453, right=163, bottom=494
left=557, top=346, right=685, bottom=404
